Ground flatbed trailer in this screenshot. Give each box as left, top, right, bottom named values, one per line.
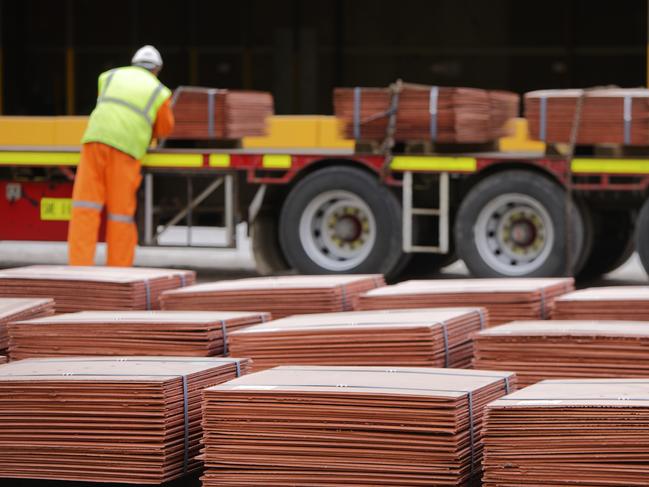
left=2, top=145, right=649, bottom=280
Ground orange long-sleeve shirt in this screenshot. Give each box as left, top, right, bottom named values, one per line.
left=153, top=98, right=175, bottom=139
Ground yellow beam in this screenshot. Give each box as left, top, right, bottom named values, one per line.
left=189, top=48, right=199, bottom=85
left=66, top=47, right=75, bottom=115
left=0, top=47, right=3, bottom=115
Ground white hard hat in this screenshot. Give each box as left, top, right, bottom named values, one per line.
left=131, top=45, right=163, bottom=70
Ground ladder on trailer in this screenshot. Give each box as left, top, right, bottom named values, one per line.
left=401, top=171, right=450, bottom=254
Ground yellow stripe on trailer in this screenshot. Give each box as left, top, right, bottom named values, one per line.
left=0, top=151, right=204, bottom=168
left=572, top=158, right=649, bottom=174
left=0, top=151, right=80, bottom=165
left=391, top=156, right=477, bottom=172
left=142, top=153, right=202, bottom=167
left=262, top=154, right=292, bottom=168
left=209, top=154, right=231, bottom=167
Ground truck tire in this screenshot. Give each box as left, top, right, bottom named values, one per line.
left=279, top=166, right=404, bottom=278
left=455, top=170, right=585, bottom=277
left=251, top=212, right=292, bottom=275
left=572, top=197, right=594, bottom=276
left=635, top=199, right=649, bottom=278
left=578, top=208, right=635, bottom=281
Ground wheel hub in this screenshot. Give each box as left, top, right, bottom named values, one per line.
left=330, top=211, right=363, bottom=243
left=509, top=220, right=536, bottom=246
left=500, top=209, right=545, bottom=257
left=299, top=191, right=376, bottom=271
left=474, top=193, right=554, bottom=276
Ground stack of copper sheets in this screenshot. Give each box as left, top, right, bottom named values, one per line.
left=356, top=278, right=574, bottom=325
left=553, top=286, right=649, bottom=320
left=8, top=310, right=269, bottom=360
left=525, top=88, right=649, bottom=144
left=334, top=84, right=519, bottom=143
left=0, top=298, right=54, bottom=352
left=161, top=275, right=385, bottom=319
left=474, top=320, right=649, bottom=387
left=483, top=379, right=649, bottom=486
left=0, top=356, right=249, bottom=484
left=202, top=366, right=516, bottom=486
left=228, top=308, right=487, bottom=370
left=0, top=265, right=195, bottom=312
left=167, top=86, right=273, bottom=140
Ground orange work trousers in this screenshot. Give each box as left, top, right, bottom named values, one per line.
left=67, top=142, right=142, bottom=266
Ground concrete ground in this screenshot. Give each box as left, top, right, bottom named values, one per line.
left=1, top=225, right=647, bottom=284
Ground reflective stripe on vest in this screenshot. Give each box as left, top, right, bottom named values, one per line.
left=81, top=66, right=171, bottom=160
left=97, top=70, right=164, bottom=125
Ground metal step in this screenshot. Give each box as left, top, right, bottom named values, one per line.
left=402, top=171, right=449, bottom=253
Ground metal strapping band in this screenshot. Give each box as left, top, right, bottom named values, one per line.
left=234, top=359, right=241, bottom=377
left=207, top=89, right=216, bottom=138
left=73, top=200, right=103, bottom=211
left=353, top=87, right=362, bottom=139
left=539, top=96, right=548, bottom=141
left=179, top=274, right=186, bottom=287
left=107, top=212, right=134, bottom=223
left=476, top=309, right=486, bottom=330
left=441, top=322, right=450, bottom=367
left=468, top=391, right=476, bottom=475
left=340, top=285, right=348, bottom=310
left=429, top=86, right=439, bottom=141
left=143, top=83, right=165, bottom=120
left=181, top=375, right=189, bottom=473
left=540, top=288, right=546, bottom=318
left=221, top=320, right=228, bottom=355
left=624, top=95, right=633, bottom=145
left=98, top=96, right=152, bottom=124
left=504, top=376, right=511, bottom=394
left=144, top=279, right=151, bottom=310
left=260, top=313, right=268, bottom=323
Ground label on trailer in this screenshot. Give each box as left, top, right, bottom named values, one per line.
left=40, top=197, right=72, bottom=221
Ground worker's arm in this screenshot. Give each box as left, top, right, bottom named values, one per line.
left=152, top=98, right=175, bottom=139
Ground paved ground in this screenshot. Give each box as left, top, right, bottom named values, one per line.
left=1, top=226, right=646, bottom=285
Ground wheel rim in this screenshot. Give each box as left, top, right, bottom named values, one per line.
left=299, top=190, right=377, bottom=271
left=473, top=193, right=555, bottom=276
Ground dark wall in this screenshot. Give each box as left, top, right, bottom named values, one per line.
left=0, top=0, right=646, bottom=115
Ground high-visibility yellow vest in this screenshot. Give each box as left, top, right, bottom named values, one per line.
left=82, top=66, right=172, bottom=160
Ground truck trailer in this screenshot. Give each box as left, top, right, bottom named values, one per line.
left=2, top=117, right=647, bottom=282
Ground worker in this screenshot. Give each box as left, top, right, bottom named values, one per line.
left=68, top=45, right=174, bottom=266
